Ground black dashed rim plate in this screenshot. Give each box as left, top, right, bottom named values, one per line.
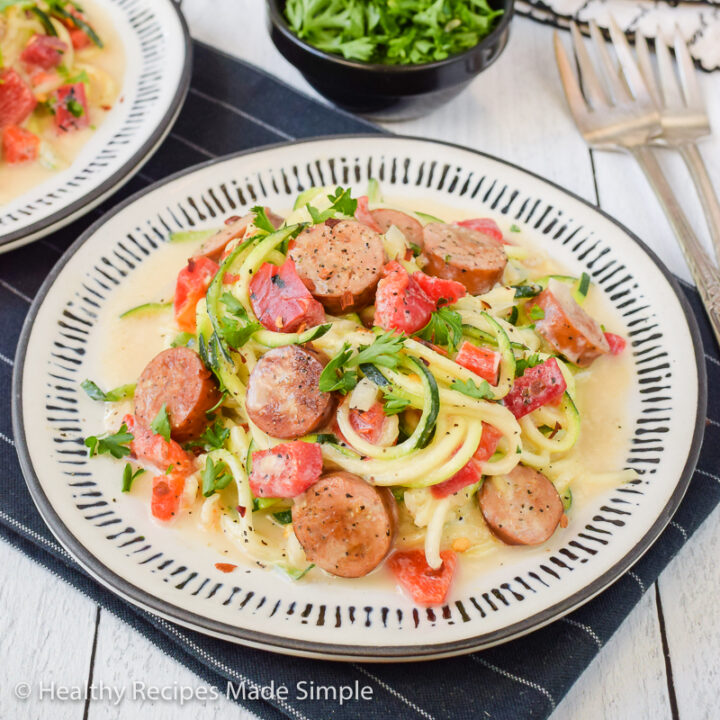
left=12, top=136, right=706, bottom=661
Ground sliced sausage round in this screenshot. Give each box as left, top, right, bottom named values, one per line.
left=292, top=471, right=398, bottom=578
left=530, top=280, right=610, bottom=367
left=197, top=207, right=283, bottom=261
left=245, top=345, right=334, bottom=439
left=421, top=222, right=507, bottom=295
left=479, top=465, right=564, bottom=545
left=288, top=220, right=386, bottom=314
left=135, top=347, right=220, bottom=443
left=371, top=209, right=424, bottom=249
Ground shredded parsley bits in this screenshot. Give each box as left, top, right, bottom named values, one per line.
left=85, top=423, right=134, bottom=459
left=284, top=0, right=503, bottom=65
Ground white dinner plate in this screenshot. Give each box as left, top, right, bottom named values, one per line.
left=0, top=0, right=191, bottom=253
left=12, top=136, right=706, bottom=661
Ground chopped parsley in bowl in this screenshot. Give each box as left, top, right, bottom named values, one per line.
left=267, top=0, right=514, bottom=120
left=284, top=0, right=504, bottom=65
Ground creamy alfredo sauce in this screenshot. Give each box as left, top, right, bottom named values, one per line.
left=0, top=0, right=125, bottom=205
left=91, top=197, right=635, bottom=588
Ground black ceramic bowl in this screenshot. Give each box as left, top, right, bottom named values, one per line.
left=266, top=0, right=515, bottom=121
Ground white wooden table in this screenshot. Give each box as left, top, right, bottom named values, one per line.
left=3, top=2, right=720, bottom=718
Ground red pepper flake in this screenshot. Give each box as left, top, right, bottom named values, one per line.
left=215, top=563, right=237, bottom=573
left=559, top=514, right=569, bottom=528
left=236, top=505, right=247, bottom=518
left=340, top=290, right=354, bottom=310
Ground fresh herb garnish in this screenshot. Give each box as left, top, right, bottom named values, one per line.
left=510, top=224, right=521, bottom=233
left=85, top=423, right=134, bottom=459
left=150, top=404, right=171, bottom=442
left=81, top=379, right=135, bottom=402
left=185, top=420, right=230, bottom=452
left=66, top=97, right=84, bottom=117
left=528, top=305, right=545, bottom=321
left=273, top=509, right=293, bottom=525
left=451, top=377, right=493, bottom=399
left=515, top=353, right=543, bottom=377
left=415, top=307, right=463, bottom=352
left=284, top=0, right=503, bottom=65
left=219, top=292, right=261, bottom=348
left=319, top=331, right=405, bottom=394
left=201, top=457, right=233, bottom=497
left=122, top=464, right=144, bottom=493
left=306, top=186, right=357, bottom=224
left=381, top=389, right=411, bottom=415
left=279, top=563, right=315, bottom=580
left=250, top=206, right=276, bottom=234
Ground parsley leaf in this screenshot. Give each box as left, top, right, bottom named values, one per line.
left=529, top=305, right=545, bottom=321
left=122, top=464, right=144, bottom=493
left=220, top=291, right=246, bottom=316
left=451, top=377, right=493, bottom=399
left=381, top=389, right=411, bottom=415
left=218, top=292, right=261, bottom=348
left=273, top=509, right=293, bottom=525
left=354, top=331, right=405, bottom=368
left=415, top=307, right=463, bottom=352
left=319, top=332, right=405, bottom=394
left=220, top=315, right=261, bottom=348
left=185, top=420, right=230, bottom=452
left=510, top=224, right=521, bottom=233
left=201, top=457, right=233, bottom=497
left=318, top=343, right=358, bottom=394
left=81, top=379, right=135, bottom=402
left=150, top=404, right=171, bottom=442
left=515, top=353, right=543, bottom=378
left=85, top=423, right=134, bottom=459
left=306, top=186, right=357, bottom=224
left=250, top=206, right=276, bottom=234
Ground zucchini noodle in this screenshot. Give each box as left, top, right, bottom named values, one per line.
left=105, top=183, right=636, bottom=585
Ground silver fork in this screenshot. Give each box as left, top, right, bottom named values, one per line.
left=634, top=25, right=720, bottom=265
left=554, top=21, right=720, bottom=347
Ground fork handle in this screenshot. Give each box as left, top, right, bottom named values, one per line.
left=630, top=144, right=720, bottom=349
left=678, top=142, right=720, bottom=267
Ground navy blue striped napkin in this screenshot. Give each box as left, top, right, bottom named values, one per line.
left=1, top=43, right=718, bottom=720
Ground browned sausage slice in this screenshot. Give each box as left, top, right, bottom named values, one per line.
left=288, top=220, right=386, bottom=314
left=135, top=347, right=220, bottom=443
left=197, top=208, right=283, bottom=261
left=292, top=472, right=398, bottom=578
left=529, top=280, right=609, bottom=367
left=479, top=465, right=564, bottom=545
left=245, top=345, right=334, bottom=439
left=422, top=222, right=507, bottom=295
left=371, top=209, right=424, bottom=249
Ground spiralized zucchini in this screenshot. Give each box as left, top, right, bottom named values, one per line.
left=111, top=183, right=635, bottom=580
